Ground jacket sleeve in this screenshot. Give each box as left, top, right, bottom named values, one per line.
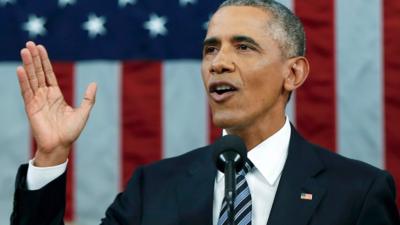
left=356, top=171, right=400, bottom=225
left=11, top=164, right=145, bottom=225
left=11, top=164, right=67, bottom=225
left=100, top=166, right=144, bottom=225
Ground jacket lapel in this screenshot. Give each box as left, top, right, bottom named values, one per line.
left=176, top=147, right=217, bottom=225
left=267, top=125, right=326, bottom=225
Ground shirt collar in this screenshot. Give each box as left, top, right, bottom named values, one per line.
left=216, top=117, right=291, bottom=186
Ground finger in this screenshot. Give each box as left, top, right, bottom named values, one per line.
left=16, top=66, right=34, bottom=103
left=26, top=41, right=46, bottom=88
left=20, top=48, right=38, bottom=93
left=37, top=45, right=58, bottom=87
left=78, top=82, right=97, bottom=117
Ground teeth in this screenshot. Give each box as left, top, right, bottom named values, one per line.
left=215, top=85, right=233, bottom=91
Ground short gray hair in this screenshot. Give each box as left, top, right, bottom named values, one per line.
left=218, top=0, right=306, bottom=58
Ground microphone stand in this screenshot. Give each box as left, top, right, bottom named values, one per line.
left=212, top=134, right=247, bottom=225
left=224, top=161, right=236, bottom=225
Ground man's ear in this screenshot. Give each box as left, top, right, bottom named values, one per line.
left=284, top=56, right=310, bottom=92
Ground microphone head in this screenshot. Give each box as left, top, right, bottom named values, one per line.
left=212, top=135, right=248, bottom=173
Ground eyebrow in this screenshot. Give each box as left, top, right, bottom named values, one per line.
left=203, top=37, right=219, bottom=47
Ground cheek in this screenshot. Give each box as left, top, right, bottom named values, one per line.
left=242, top=67, right=284, bottom=104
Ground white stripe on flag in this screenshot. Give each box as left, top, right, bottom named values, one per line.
left=0, top=63, right=30, bottom=224
left=336, top=0, right=384, bottom=168
left=276, top=0, right=293, bottom=11
left=286, top=92, right=296, bottom=125
left=162, top=60, right=208, bottom=158
left=75, top=61, right=121, bottom=224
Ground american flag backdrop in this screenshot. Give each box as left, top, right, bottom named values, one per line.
left=0, top=0, right=399, bottom=224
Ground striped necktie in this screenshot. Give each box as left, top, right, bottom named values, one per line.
left=217, top=160, right=254, bottom=225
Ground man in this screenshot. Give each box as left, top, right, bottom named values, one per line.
left=11, top=0, right=400, bottom=224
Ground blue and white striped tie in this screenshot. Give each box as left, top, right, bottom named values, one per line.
left=217, top=160, right=254, bottom=225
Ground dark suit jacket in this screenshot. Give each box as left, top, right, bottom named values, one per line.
left=11, top=126, right=400, bottom=225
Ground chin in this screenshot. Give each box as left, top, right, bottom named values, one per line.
left=211, top=112, right=241, bottom=129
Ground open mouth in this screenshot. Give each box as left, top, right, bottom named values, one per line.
left=210, top=84, right=238, bottom=95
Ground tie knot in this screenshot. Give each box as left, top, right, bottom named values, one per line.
left=240, top=159, right=254, bottom=175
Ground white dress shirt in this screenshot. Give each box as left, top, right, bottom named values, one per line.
left=27, top=118, right=291, bottom=225
left=27, top=159, right=68, bottom=190
left=213, top=117, right=291, bottom=225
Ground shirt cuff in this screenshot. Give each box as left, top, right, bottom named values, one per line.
left=26, top=159, right=68, bottom=190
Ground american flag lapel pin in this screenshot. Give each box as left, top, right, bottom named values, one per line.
left=300, top=192, right=313, bottom=200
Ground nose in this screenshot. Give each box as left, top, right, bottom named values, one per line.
left=210, top=49, right=235, bottom=74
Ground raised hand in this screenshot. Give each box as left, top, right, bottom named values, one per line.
left=17, top=41, right=97, bottom=167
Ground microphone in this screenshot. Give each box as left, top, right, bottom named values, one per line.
left=212, top=135, right=248, bottom=225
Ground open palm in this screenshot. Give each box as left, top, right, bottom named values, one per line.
left=17, top=42, right=97, bottom=166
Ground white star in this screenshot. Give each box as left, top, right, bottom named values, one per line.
left=0, top=0, right=16, bottom=6
left=203, top=20, right=209, bottom=30
left=143, top=13, right=168, bottom=38
left=203, top=14, right=212, bottom=30
left=119, top=0, right=136, bottom=7
left=82, top=14, right=107, bottom=38
left=22, top=15, right=47, bottom=38
left=179, top=0, right=196, bottom=6
left=58, top=0, right=76, bottom=8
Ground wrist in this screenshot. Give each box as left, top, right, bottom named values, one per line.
left=34, top=146, right=70, bottom=167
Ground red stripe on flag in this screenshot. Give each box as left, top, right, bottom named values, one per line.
left=383, top=0, right=400, bottom=206
left=53, top=63, right=75, bottom=222
left=30, top=63, right=75, bottom=221
left=121, top=61, right=162, bottom=188
left=294, top=0, right=336, bottom=151
left=209, top=109, right=222, bottom=144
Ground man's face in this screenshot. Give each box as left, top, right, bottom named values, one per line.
left=201, top=6, right=289, bottom=131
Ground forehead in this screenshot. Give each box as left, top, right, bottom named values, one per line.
left=206, top=6, right=272, bottom=38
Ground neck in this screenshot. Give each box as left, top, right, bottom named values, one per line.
left=226, top=112, right=286, bottom=151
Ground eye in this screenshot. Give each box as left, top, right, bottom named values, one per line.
left=236, top=43, right=255, bottom=52
left=238, top=44, right=249, bottom=50
left=203, top=46, right=218, bottom=55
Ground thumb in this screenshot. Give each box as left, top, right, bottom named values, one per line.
left=78, top=82, right=97, bottom=116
